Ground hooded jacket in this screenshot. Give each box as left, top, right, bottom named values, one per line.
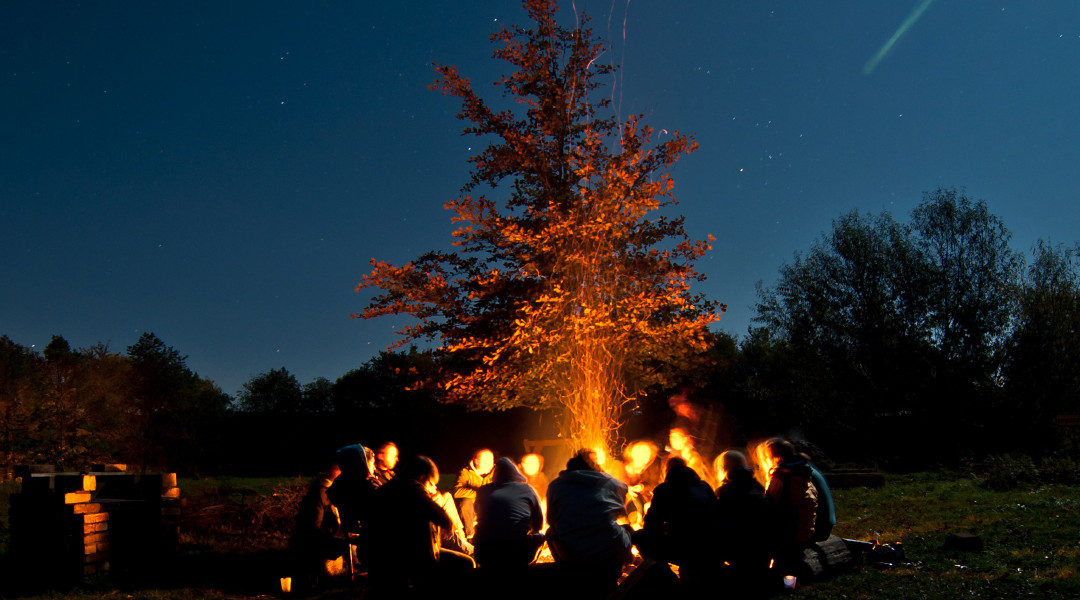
left=474, top=457, right=544, bottom=544
left=545, top=466, right=631, bottom=565
left=641, top=461, right=719, bottom=565
left=327, top=444, right=375, bottom=530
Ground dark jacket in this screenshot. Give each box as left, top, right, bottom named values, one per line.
left=640, top=461, right=718, bottom=565
left=715, top=466, right=770, bottom=562
left=546, top=468, right=631, bottom=566
left=368, top=476, right=453, bottom=571
left=765, top=457, right=818, bottom=546
left=327, top=444, right=375, bottom=530
left=291, top=474, right=343, bottom=559
left=475, top=458, right=544, bottom=544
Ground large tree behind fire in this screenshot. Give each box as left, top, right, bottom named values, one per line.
left=357, top=0, right=721, bottom=452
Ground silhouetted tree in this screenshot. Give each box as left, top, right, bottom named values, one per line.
left=237, top=367, right=304, bottom=414
left=1005, top=240, right=1080, bottom=450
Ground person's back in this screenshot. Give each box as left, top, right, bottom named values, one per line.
left=474, top=457, right=545, bottom=568
left=764, top=442, right=818, bottom=550
left=546, top=450, right=631, bottom=592
left=715, top=462, right=770, bottom=571
left=638, top=458, right=718, bottom=573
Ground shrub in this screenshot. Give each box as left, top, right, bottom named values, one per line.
left=1038, top=454, right=1080, bottom=484
left=979, top=454, right=1040, bottom=491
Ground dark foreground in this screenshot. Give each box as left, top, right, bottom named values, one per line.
left=1, top=473, right=1077, bottom=600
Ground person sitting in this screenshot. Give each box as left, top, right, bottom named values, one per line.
left=623, top=440, right=662, bottom=528
left=290, top=458, right=347, bottom=589
left=634, top=457, right=719, bottom=589
left=520, top=453, right=549, bottom=500
left=545, top=449, right=632, bottom=595
left=473, top=457, right=545, bottom=569
left=452, top=448, right=495, bottom=538
left=327, top=444, right=376, bottom=533
left=763, top=439, right=818, bottom=568
left=667, top=427, right=717, bottom=489
left=367, top=455, right=475, bottom=597
left=372, top=441, right=399, bottom=488
left=714, top=450, right=771, bottom=584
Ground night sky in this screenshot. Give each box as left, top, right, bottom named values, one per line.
left=3, top=2, right=1079, bottom=396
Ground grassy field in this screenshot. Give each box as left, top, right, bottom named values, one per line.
left=2, top=473, right=1078, bottom=599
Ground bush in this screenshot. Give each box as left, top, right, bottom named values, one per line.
left=979, top=454, right=1040, bottom=490
left=1038, top=454, right=1080, bottom=484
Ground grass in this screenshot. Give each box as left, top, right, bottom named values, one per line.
left=791, top=473, right=1080, bottom=600
left=2, top=473, right=1078, bottom=599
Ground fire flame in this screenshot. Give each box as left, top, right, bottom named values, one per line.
left=753, top=441, right=777, bottom=489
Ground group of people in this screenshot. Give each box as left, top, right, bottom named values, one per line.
left=289, top=435, right=836, bottom=597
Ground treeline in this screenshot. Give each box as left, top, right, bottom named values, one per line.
left=0, top=333, right=229, bottom=477
left=680, top=188, right=1080, bottom=466
left=0, top=337, right=546, bottom=477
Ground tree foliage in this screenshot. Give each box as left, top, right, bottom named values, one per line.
left=754, top=188, right=1024, bottom=459
left=357, top=0, right=721, bottom=446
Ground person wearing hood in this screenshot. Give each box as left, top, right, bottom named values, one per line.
left=635, top=457, right=720, bottom=588
left=714, top=450, right=771, bottom=583
left=327, top=443, right=376, bottom=532
left=290, top=456, right=346, bottom=589
left=545, top=449, right=632, bottom=593
left=473, top=457, right=545, bottom=568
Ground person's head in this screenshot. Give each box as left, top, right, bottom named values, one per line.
left=669, top=427, right=692, bottom=452
left=566, top=448, right=602, bottom=472
left=715, top=450, right=748, bottom=484
left=664, top=456, right=698, bottom=484
left=521, top=453, right=543, bottom=477
left=376, top=441, right=399, bottom=470
left=624, top=441, right=658, bottom=472
left=493, top=456, right=526, bottom=483
left=765, top=438, right=795, bottom=463
left=400, top=455, right=439, bottom=491
left=472, top=449, right=495, bottom=475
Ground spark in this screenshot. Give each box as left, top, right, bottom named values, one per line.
left=863, top=0, right=936, bottom=75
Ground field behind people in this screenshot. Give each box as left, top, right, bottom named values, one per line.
left=1, top=472, right=1077, bottom=599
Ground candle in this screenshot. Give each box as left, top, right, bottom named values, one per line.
left=783, top=575, right=797, bottom=590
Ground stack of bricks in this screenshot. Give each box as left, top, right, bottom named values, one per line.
left=62, top=474, right=110, bottom=575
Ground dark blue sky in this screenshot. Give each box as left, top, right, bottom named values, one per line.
left=3, top=1, right=1079, bottom=395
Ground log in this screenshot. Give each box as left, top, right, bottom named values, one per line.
left=64, top=492, right=92, bottom=504
left=82, top=512, right=109, bottom=524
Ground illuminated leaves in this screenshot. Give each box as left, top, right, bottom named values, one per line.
left=356, top=0, right=723, bottom=439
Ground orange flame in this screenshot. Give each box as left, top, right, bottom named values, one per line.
left=753, top=441, right=777, bottom=489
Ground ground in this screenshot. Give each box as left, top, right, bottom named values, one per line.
left=1, top=473, right=1077, bottom=599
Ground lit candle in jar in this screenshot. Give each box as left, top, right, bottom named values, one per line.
left=783, top=575, right=797, bottom=590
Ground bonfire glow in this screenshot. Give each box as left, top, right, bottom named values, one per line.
left=753, top=441, right=777, bottom=489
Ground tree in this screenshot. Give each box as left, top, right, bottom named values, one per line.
left=0, top=336, right=42, bottom=477
left=237, top=367, right=304, bottom=414
left=126, top=332, right=229, bottom=471
left=358, top=0, right=721, bottom=451
left=1005, top=240, right=1080, bottom=449
left=755, top=211, right=933, bottom=444
left=912, top=188, right=1021, bottom=378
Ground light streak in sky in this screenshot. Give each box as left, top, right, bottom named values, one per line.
left=863, top=0, right=936, bottom=75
